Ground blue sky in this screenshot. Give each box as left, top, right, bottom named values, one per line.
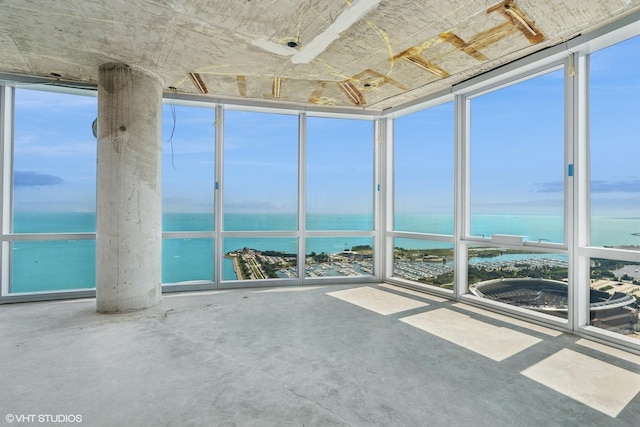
left=11, top=35, right=640, bottom=219
left=394, top=102, right=454, bottom=214
left=589, top=35, right=640, bottom=216
left=163, top=108, right=375, bottom=216
left=162, top=104, right=215, bottom=213
left=469, top=68, right=565, bottom=215
left=13, top=89, right=97, bottom=213
left=223, top=110, right=298, bottom=214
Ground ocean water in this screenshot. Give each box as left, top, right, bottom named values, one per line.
left=7, top=212, right=640, bottom=293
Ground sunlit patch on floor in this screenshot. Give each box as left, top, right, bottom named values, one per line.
left=521, top=348, right=640, bottom=417
left=400, top=308, right=541, bottom=361
left=327, top=286, right=428, bottom=315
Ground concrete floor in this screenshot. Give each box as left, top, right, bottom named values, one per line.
left=2, top=284, right=640, bottom=426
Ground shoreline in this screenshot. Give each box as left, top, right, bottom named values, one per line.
left=227, top=255, right=242, bottom=280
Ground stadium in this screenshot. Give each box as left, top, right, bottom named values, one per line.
left=470, top=278, right=640, bottom=333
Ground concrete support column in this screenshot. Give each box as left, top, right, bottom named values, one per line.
left=96, top=63, right=162, bottom=313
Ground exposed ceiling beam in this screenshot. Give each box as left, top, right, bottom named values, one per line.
left=401, top=54, right=450, bottom=78
left=272, top=77, right=282, bottom=98
left=338, top=80, right=366, bottom=105
left=489, top=0, right=545, bottom=44
left=188, top=72, right=208, bottom=94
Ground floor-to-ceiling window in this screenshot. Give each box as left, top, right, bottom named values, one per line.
left=469, top=69, right=566, bottom=243
left=587, top=35, right=640, bottom=339
left=222, top=109, right=299, bottom=282
left=305, top=116, right=375, bottom=280
left=161, top=102, right=215, bottom=285
left=464, top=66, right=568, bottom=320
left=7, top=87, right=97, bottom=294
left=389, top=101, right=455, bottom=290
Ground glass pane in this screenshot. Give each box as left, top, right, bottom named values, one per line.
left=590, top=36, right=640, bottom=248
left=469, top=70, right=565, bottom=243
left=307, top=117, right=373, bottom=230
left=470, top=215, right=564, bottom=242
left=13, top=212, right=95, bottom=233
left=305, top=237, right=374, bottom=278
left=589, top=258, right=640, bottom=338
left=223, top=238, right=297, bottom=281
left=162, top=104, right=215, bottom=231
left=224, top=110, right=298, bottom=231
left=394, top=103, right=454, bottom=233
left=11, top=240, right=95, bottom=292
left=393, top=238, right=454, bottom=290
left=163, top=213, right=214, bottom=232
left=162, top=238, right=214, bottom=284
left=13, top=89, right=97, bottom=232
left=224, top=213, right=297, bottom=232
left=467, top=248, right=569, bottom=319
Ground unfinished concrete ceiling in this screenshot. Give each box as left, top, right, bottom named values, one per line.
left=1, top=0, right=639, bottom=111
